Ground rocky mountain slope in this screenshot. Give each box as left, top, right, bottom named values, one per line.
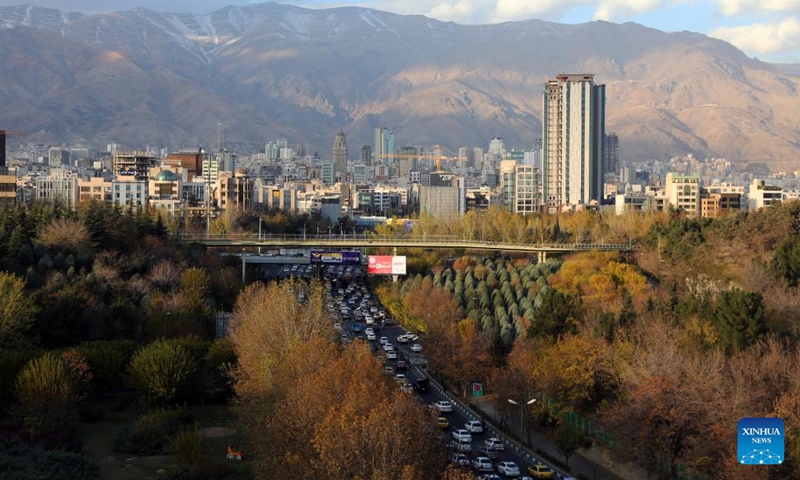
left=1, top=3, right=799, bottom=168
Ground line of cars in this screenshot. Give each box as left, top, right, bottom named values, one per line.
left=428, top=399, right=556, bottom=480
left=324, top=266, right=561, bottom=480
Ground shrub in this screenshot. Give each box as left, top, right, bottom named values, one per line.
left=205, top=338, right=236, bottom=370
left=0, top=438, right=99, bottom=480
left=112, top=408, right=184, bottom=455
left=0, top=348, right=41, bottom=399
left=77, top=340, right=138, bottom=390
left=13, top=353, right=76, bottom=433
left=167, top=424, right=204, bottom=467
left=128, top=339, right=198, bottom=404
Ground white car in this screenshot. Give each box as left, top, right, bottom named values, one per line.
left=365, top=316, right=375, bottom=325
left=465, top=420, right=484, bottom=433
left=451, top=453, right=470, bottom=467
left=366, top=332, right=376, bottom=341
left=410, top=343, right=423, bottom=352
left=397, top=334, right=409, bottom=344
left=451, top=428, right=472, bottom=442
left=435, top=400, right=453, bottom=413
left=386, top=351, right=397, bottom=360
left=484, top=437, right=505, bottom=451
left=379, top=337, right=388, bottom=345
left=472, top=457, right=493, bottom=472
left=383, top=343, right=395, bottom=352
left=365, top=328, right=374, bottom=334
left=496, top=461, right=520, bottom=477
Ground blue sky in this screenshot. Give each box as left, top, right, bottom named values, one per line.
left=2, top=0, right=798, bottom=62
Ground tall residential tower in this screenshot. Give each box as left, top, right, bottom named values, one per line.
left=333, top=131, right=348, bottom=181
left=542, top=74, right=606, bottom=211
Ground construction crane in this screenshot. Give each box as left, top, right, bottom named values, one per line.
left=377, top=144, right=465, bottom=172
left=0, top=130, right=24, bottom=169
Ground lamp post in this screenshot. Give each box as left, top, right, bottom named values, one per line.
left=163, top=312, right=171, bottom=338
left=508, top=398, right=536, bottom=444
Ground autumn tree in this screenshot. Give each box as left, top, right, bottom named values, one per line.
left=0, top=272, right=38, bottom=348
left=35, top=218, right=93, bottom=255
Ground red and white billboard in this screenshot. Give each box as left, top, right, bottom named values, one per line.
left=367, top=255, right=407, bottom=275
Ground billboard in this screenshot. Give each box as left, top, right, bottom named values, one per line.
left=310, top=250, right=361, bottom=265
left=367, top=255, right=407, bottom=275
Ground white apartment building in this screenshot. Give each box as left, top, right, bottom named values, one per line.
left=36, top=168, right=78, bottom=209
left=665, top=173, right=701, bottom=216
left=748, top=179, right=783, bottom=210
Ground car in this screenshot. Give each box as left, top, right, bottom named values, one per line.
left=383, top=365, right=394, bottom=374
left=484, top=437, right=505, bottom=451
left=410, top=343, right=423, bottom=352
left=472, top=456, right=493, bottom=472
left=527, top=464, right=553, bottom=479
left=397, top=334, right=409, bottom=344
left=352, top=323, right=362, bottom=332
left=333, top=322, right=342, bottom=331
left=365, top=327, right=374, bottom=334
left=339, top=334, right=349, bottom=343
left=394, top=373, right=406, bottom=381
left=365, top=316, right=375, bottom=325
left=383, top=343, right=395, bottom=352
left=379, top=337, right=389, bottom=345
left=435, top=400, right=453, bottom=413
left=395, top=360, right=407, bottom=371
left=451, top=429, right=471, bottom=442
left=496, top=461, right=520, bottom=477
left=477, top=475, right=501, bottom=480
left=451, top=438, right=472, bottom=453
left=386, top=351, right=397, bottom=360
left=413, top=378, right=429, bottom=392
left=407, top=333, right=419, bottom=341
left=476, top=446, right=500, bottom=460
left=366, top=332, right=376, bottom=341
left=451, top=453, right=470, bottom=466
left=437, top=417, right=450, bottom=429
left=465, top=420, right=484, bottom=433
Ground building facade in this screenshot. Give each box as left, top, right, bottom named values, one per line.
left=374, top=127, right=394, bottom=165
left=333, top=131, right=348, bottom=181
left=542, top=74, right=606, bottom=210
left=665, top=173, right=701, bottom=216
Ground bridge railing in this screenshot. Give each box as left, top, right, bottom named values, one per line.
left=178, top=233, right=634, bottom=251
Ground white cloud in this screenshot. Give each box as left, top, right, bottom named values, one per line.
left=489, top=0, right=572, bottom=22
left=593, top=0, right=667, bottom=21
left=710, top=17, right=800, bottom=54
left=712, top=0, right=800, bottom=15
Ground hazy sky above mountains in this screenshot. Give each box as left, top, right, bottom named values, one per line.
left=1, top=0, right=796, bottom=62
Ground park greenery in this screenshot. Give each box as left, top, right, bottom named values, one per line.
left=0, top=198, right=799, bottom=479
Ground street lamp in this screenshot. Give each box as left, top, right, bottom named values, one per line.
left=508, top=398, right=536, bottom=444
left=163, top=312, right=171, bottom=338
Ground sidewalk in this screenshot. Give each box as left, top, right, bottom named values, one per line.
left=471, top=396, right=634, bottom=480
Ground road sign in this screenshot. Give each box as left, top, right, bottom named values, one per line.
left=472, top=382, right=483, bottom=397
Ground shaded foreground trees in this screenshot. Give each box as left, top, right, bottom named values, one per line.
left=230, top=279, right=444, bottom=479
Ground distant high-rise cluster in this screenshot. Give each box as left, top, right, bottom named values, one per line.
left=374, top=127, right=394, bottom=164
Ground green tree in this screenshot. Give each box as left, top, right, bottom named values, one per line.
left=0, top=273, right=38, bottom=348
left=712, top=289, right=766, bottom=353
left=128, top=340, right=198, bottom=404
left=528, top=288, right=580, bottom=338
left=555, top=421, right=584, bottom=468
left=13, top=353, right=76, bottom=433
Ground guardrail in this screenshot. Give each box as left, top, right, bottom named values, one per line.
left=178, top=233, right=634, bottom=253
left=412, top=365, right=573, bottom=480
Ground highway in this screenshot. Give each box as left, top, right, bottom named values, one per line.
left=331, top=272, right=569, bottom=479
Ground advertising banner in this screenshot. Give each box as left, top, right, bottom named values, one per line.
left=310, top=250, right=361, bottom=265
left=367, top=255, right=407, bottom=275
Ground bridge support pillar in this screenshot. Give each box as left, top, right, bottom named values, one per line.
left=537, top=251, right=547, bottom=263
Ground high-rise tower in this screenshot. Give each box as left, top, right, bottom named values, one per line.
left=333, top=131, right=348, bottom=181
left=374, top=127, right=394, bottom=164
left=541, top=74, right=605, bottom=210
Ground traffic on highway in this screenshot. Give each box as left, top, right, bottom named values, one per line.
left=315, top=262, right=567, bottom=480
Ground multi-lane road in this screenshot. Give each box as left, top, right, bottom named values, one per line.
left=328, top=267, right=565, bottom=479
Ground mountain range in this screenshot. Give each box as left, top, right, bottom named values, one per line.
left=1, top=2, right=800, bottom=169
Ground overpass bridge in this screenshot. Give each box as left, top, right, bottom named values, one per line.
left=181, top=233, right=633, bottom=262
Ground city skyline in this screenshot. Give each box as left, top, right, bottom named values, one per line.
left=0, top=0, right=796, bottom=62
